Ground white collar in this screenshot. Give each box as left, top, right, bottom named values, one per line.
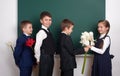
left=42, top=25, right=49, bottom=32
left=24, top=33, right=30, bottom=36
left=61, top=31, right=69, bottom=35
left=99, top=33, right=106, bottom=39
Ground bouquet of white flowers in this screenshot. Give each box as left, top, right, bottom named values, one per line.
left=80, top=31, right=95, bottom=74
left=80, top=31, right=95, bottom=46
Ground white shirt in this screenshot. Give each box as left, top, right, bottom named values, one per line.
left=91, top=34, right=110, bottom=54
left=34, top=25, right=49, bottom=62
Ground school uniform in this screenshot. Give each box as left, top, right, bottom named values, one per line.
left=59, top=32, right=84, bottom=76
left=13, top=34, right=36, bottom=76
left=34, top=25, right=56, bottom=76
left=90, top=34, right=112, bottom=76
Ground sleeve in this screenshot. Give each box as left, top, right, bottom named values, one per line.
left=13, top=38, right=24, bottom=65
left=34, top=30, right=47, bottom=62
left=64, top=37, right=84, bottom=55
left=74, top=48, right=85, bottom=55
left=91, top=37, right=110, bottom=54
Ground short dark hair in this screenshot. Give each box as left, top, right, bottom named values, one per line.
left=20, top=20, right=32, bottom=30
left=61, top=19, right=74, bottom=31
left=40, top=11, right=52, bottom=19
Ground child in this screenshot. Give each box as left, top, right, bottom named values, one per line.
left=59, top=19, right=88, bottom=76
left=34, top=11, right=56, bottom=76
left=87, top=20, right=112, bottom=76
left=13, top=20, right=36, bottom=76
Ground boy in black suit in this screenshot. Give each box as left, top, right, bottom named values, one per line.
left=34, top=11, right=56, bottom=76
left=59, top=19, right=88, bottom=76
left=14, top=20, right=36, bottom=76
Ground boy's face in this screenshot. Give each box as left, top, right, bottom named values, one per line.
left=23, top=23, right=33, bottom=35
left=65, top=25, right=74, bottom=35
left=40, top=16, right=52, bottom=28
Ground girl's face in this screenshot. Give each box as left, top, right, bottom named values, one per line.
left=40, top=16, right=52, bottom=28
left=98, top=22, right=109, bottom=34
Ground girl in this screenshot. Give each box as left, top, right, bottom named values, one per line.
left=88, top=20, right=112, bottom=76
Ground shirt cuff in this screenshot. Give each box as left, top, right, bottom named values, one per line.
left=35, top=55, right=40, bottom=62
left=90, top=46, right=94, bottom=50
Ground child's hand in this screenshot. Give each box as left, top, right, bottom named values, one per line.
left=37, top=62, right=39, bottom=65
left=87, top=45, right=92, bottom=48
left=33, top=64, right=37, bottom=70
left=84, top=46, right=89, bottom=52
left=16, top=64, right=19, bottom=68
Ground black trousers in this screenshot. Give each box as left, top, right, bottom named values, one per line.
left=39, top=54, right=54, bottom=76
left=61, top=69, right=74, bottom=76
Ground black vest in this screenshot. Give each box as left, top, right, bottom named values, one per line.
left=40, top=28, right=56, bottom=55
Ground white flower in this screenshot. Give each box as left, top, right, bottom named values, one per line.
left=84, top=40, right=90, bottom=46
left=7, top=41, right=14, bottom=52
left=90, top=41, right=95, bottom=46
left=89, top=31, right=93, bottom=36
left=7, top=41, right=13, bottom=46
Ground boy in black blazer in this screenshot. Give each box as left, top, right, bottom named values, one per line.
left=59, top=19, right=88, bottom=76
left=14, top=20, right=36, bottom=76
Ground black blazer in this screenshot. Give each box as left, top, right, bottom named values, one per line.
left=59, top=33, right=84, bottom=71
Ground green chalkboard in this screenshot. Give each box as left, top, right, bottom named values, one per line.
left=18, top=0, right=105, bottom=51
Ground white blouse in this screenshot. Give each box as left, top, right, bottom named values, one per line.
left=34, top=25, right=49, bottom=62
left=91, top=34, right=110, bottom=54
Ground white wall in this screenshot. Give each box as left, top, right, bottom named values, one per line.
left=106, top=0, right=120, bottom=75
left=0, top=0, right=18, bottom=76
left=0, top=0, right=120, bottom=76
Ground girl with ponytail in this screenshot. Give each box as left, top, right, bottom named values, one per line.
left=87, top=20, right=112, bottom=76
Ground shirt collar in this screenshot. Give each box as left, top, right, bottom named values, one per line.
left=99, top=33, right=106, bottom=39
left=61, top=31, right=69, bottom=36
left=42, top=25, right=49, bottom=32
left=23, top=33, right=30, bottom=36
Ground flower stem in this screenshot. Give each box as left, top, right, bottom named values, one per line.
left=81, top=52, right=87, bottom=74
left=10, top=45, right=14, bottom=52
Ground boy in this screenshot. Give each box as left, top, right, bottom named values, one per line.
left=59, top=19, right=88, bottom=76
left=14, top=20, right=36, bottom=76
left=34, top=11, right=56, bottom=76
